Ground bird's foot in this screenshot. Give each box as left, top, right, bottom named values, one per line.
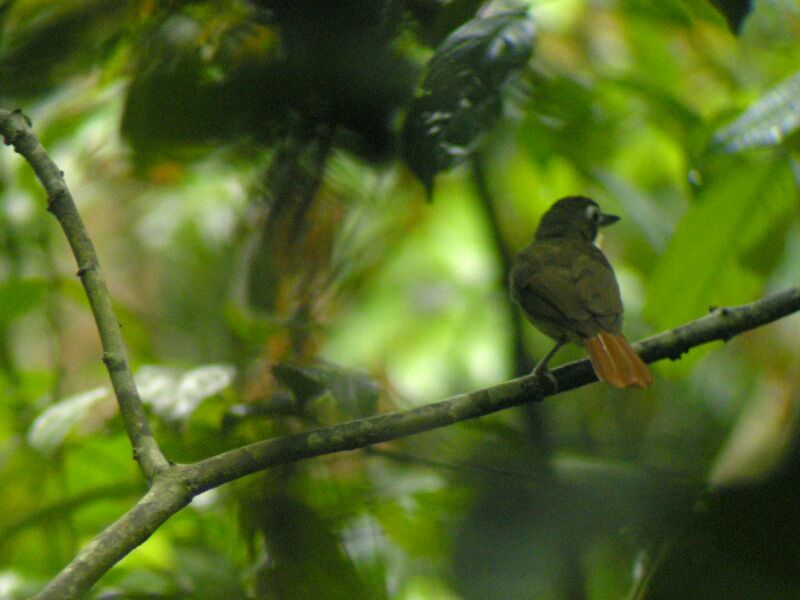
left=529, top=363, right=558, bottom=393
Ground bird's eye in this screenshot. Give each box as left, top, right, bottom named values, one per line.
left=585, top=205, right=600, bottom=223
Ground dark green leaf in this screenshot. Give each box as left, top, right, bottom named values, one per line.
left=0, top=278, right=48, bottom=328
left=0, top=0, right=127, bottom=98
left=708, top=0, right=753, bottom=33
left=271, top=363, right=328, bottom=407
left=272, top=362, right=379, bottom=417
left=256, top=494, right=376, bottom=600
left=401, top=9, right=534, bottom=192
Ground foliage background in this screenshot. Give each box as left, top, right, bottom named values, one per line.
left=1, top=0, right=800, bottom=598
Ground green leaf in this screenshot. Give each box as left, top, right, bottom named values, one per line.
left=0, top=0, right=128, bottom=98
left=271, top=363, right=327, bottom=407
left=644, top=158, right=793, bottom=332
left=0, top=278, right=48, bottom=328
left=256, top=495, right=376, bottom=600
left=707, top=0, right=753, bottom=33
left=713, top=71, right=800, bottom=153
left=401, top=8, right=534, bottom=192
left=272, top=362, right=379, bottom=418
left=620, top=0, right=724, bottom=28
left=27, top=387, right=110, bottom=455
left=172, top=545, right=246, bottom=600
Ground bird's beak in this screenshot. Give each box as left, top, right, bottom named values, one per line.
left=599, top=213, right=620, bottom=227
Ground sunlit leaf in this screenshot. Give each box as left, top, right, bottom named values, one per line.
left=709, top=385, right=797, bottom=487
left=644, top=158, right=793, bottom=332
left=137, top=364, right=235, bottom=421
left=714, top=71, right=800, bottom=152
left=27, top=387, right=110, bottom=455
left=619, top=0, right=723, bottom=28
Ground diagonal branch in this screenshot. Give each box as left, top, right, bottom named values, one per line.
left=32, top=287, right=800, bottom=599
left=0, top=108, right=168, bottom=479
left=185, top=286, right=800, bottom=491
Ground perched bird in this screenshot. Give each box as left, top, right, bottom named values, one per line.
left=509, top=196, right=653, bottom=388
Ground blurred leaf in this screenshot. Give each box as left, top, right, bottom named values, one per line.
left=709, top=386, right=798, bottom=487
left=405, top=0, right=485, bottom=47
left=0, top=278, right=48, bottom=328
left=256, top=494, right=376, bottom=600
left=137, top=364, right=235, bottom=421
left=27, top=387, right=109, bottom=455
left=453, top=453, right=697, bottom=600
left=375, top=489, right=458, bottom=559
left=644, top=158, right=793, bottom=332
left=640, top=470, right=800, bottom=599
left=520, top=70, right=619, bottom=168
left=121, top=12, right=255, bottom=156
left=620, top=0, right=724, bottom=28
left=273, top=362, right=379, bottom=418
left=172, top=544, right=246, bottom=600
left=708, top=0, right=753, bottom=33
left=123, top=2, right=415, bottom=163
left=401, top=8, right=535, bottom=192
left=713, top=71, right=800, bottom=153
left=0, top=0, right=128, bottom=98
left=271, top=363, right=327, bottom=407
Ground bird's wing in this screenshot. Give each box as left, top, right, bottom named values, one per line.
left=510, top=242, right=623, bottom=339
left=510, top=243, right=595, bottom=337
left=571, top=245, right=623, bottom=333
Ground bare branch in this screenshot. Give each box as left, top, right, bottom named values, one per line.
left=32, top=475, right=192, bottom=600
left=33, top=287, right=800, bottom=598
left=0, top=108, right=168, bottom=479
left=186, top=287, right=800, bottom=491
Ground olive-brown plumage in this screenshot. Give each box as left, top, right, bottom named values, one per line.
left=510, top=196, right=653, bottom=388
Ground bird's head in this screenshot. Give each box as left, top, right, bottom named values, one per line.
left=534, top=196, right=620, bottom=242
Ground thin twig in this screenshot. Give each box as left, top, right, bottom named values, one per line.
left=472, top=151, right=534, bottom=375
left=0, top=108, right=168, bottom=479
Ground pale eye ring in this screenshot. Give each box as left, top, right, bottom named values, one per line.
left=585, top=205, right=600, bottom=223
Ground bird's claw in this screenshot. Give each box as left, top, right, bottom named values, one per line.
left=529, top=364, right=558, bottom=393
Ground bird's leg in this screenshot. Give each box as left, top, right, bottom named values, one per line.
left=530, top=339, right=565, bottom=389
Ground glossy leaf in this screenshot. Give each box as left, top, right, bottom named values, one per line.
left=402, top=9, right=534, bottom=192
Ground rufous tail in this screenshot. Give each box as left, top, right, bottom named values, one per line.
left=583, top=331, right=653, bottom=389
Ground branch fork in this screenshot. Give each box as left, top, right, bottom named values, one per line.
left=3, top=107, right=800, bottom=599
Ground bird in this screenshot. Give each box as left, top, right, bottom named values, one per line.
left=509, top=196, right=653, bottom=388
